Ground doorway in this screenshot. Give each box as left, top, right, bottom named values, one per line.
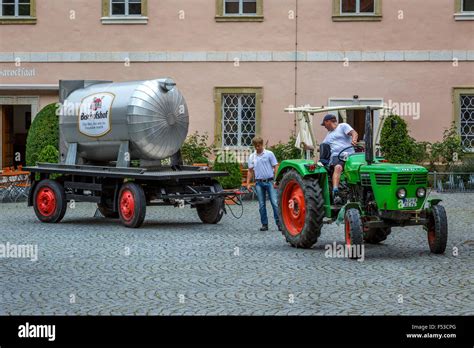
left=346, top=109, right=374, bottom=142
left=328, top=98, right=383, bottom=149
left=1, top=105, right=31, bottom=168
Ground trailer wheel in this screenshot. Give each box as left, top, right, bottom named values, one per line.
left=196, top=182, right=225, bottom=224
left=278, top=170, right=324, bottom=249
left=345, top=208, right=364, bottom=259
left=33, top=179, right=67, bottom=223
left=426, top=204, right=448, bottom=254
left=364, top=227, right=391, bottom=244
left=118, top=183, right=146, bottom=228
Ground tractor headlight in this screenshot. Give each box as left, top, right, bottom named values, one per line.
left=396, top=188, right=407, bottom=199
left=416, top=187, right=426, bottom=198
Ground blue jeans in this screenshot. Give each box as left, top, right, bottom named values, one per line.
left=255, top=181, right=280, bottom=226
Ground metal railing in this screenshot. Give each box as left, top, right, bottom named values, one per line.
left=429, top=172, right=474, bottom=193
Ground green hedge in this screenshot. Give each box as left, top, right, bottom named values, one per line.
left=212, top=161, right=242, bottom=189
left=26, top=103, right=59, bottom=166
left=380, top=115, right=419, bottom=164
left=38, top=145, right=59, bottom=164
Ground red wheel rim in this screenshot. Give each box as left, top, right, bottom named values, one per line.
left=36, top=187, right=57, bottom=217
left=120, top=189, right=135, bottom=222
left=427, top=223, right=436, bottom=246
left=281, top=180, right=306, bottom=236
left=345, top=218, right=351, bottom=246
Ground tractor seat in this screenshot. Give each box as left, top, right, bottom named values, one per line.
left=319, top=143, right=331, bottom=166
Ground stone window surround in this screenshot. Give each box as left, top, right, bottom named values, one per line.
left=101, top=0, right=148, bottom=24
left=214, top=87, right=263, bottom=149
left=332, top=0, right=382, bottom=22
left=215, top=0, right=264, bottom=22
left=0, top=0, right=36, bottom=25
left=454, top=0, right=474, bottom=20
left=453, top=87, right=474, bottom=152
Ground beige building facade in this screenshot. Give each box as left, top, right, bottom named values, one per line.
left=0, top=0, right=473, bottom=167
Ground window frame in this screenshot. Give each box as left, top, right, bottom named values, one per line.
left=333, top=0, right=382, bottom=22
left=101, top=0, right=148, bottom=24
left=214, top=87, right=263, bottom=149
left=110, top=0, right=142, bottom=17
left=453, top=87, right=474, bottom=153
left=340, top=0, right=375, bottom=15
left=216, top=0, right=263, bottom=22
left=0, top=0, right=36, bottom=24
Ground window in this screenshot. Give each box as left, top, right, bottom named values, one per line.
left=214, top=88, right=262, bottom=148
left=462, top=0, right=474, bottom=11
left=333, top=0, right=381, bottom=21
left=0, top=0, right=36, bottom=24
left=101, top=0, right=148, bottom=24
left=111, top=0, right=142, bottom=16
left=216, top=0, right=263, bottom=22
left=341, top=0, right=374, bottom=14
left=224, top=0, right=257, bottom=15
left=455, top=0, right=474, bottom=20
left=454, top=88, right=474, bottom=152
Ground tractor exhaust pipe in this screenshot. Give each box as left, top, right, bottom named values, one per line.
left=364, top=106, right=374, bottom=165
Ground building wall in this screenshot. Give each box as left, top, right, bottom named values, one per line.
left=0, top=0, right=473, bottom=156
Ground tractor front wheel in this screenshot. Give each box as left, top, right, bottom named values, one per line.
left=345, top=208, right=364, bottom=258
left=278, top=170, right=324, bottom=248
left=426, top=204, right=448, bottom=254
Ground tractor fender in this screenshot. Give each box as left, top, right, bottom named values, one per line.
left=428, top=198, right=442, bottom=207
left=336, top=202, right=362, bottom=226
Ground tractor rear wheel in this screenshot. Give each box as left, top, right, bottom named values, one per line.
left=196, top=182, right=225, bottom=224
left=278, top=170, right=324, bottom=248
left=364, top=227, right=391, bottom=244
left=426, top=204, right=448, bottom=254
left=345, top=208, right=364, bottom=259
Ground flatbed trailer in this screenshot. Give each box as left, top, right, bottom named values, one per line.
left=24, top=163, right=232, bottom=228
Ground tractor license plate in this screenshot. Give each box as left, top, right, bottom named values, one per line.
left=398, top=198, right=418, bottom=208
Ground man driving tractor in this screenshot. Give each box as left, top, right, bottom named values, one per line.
left=321, top=114, right=358, bottom=204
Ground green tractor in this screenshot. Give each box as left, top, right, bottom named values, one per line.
left=276, top=105, right=447, bottom=255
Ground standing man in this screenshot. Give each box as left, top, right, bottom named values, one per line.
left=246, top=137, right=282, bottom=231
left=321, top=114, right=358, bottom=203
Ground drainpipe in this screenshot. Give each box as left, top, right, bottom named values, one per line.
left=294, top=0, right=299, bottom=132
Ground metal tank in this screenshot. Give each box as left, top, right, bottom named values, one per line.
left=59, top=78, right=189, bottom=165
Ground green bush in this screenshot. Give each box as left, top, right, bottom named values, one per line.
left=37, top=145, right=59, bottom=164
left=212, top=160, right=242, bottom=189
left=26, top=103, right=59, bottom=166
left=429, top=122, right=464, bottom=169
left=380, top=115, right=422, bottom=164
left=267, top=134, right=302, bottom=162
left=180, top=132, right=214, bottom=164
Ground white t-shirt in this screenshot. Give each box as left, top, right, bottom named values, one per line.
left=322, top=123, right=355, bottom=161
left=248, top=149, right=278, bottom=180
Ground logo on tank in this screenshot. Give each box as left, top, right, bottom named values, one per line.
left=78, top=92, right=115, bottom=137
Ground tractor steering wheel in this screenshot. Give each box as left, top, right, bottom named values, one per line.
left=337, top=144, right=365, bottom=162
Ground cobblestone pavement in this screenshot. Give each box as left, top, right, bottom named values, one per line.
left=0, top=193, right=472, bottom=315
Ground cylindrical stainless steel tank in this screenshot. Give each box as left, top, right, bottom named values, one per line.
left=60, top=78, right=189, bottom=163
